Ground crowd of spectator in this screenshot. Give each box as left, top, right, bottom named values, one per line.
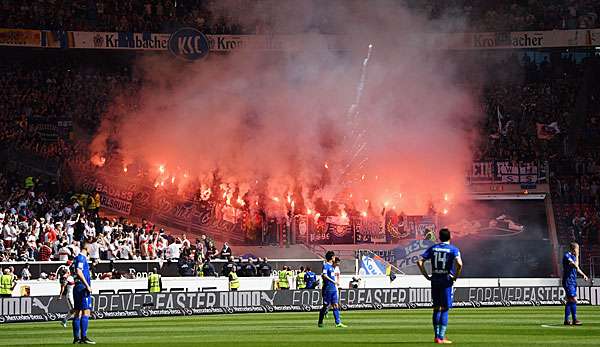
left=0, top=170, right=263, bottom=271
left=0, top=0, right=246, bottom=34
left=412, top=0, right=600, bottom=32
left=1, top=0, right=599, bottom=34
left=0, top=52, right=136, bottom=163
left=465, top=50, right=600, bottom=264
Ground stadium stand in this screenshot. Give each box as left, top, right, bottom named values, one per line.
left=1, top=2, right=600, bottom=280
left=1, top=49, right=600, bottom=269
left=0, top=0, right=598, bottom=33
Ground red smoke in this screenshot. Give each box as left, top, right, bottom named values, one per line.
left=89, top=2, right=480, bottom=217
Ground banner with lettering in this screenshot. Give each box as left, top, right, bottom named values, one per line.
left=325, top=216, right=354, bottom=244
left=467, top=160, right=546, bottom=184
left=393, top=240, right=435, bottom=270
left=358, top=254, right=389, bottom=275
left=354, top=217, right=386, bottom=243
left=70, top=31, right=170, bottom=50
left=79, top=175, right=136, bottom=215
left=0, top=29, right=41, bottom=47
left=2, top=286, right=599, bottom=323
left=4, top=28, right=600, bottom=50
left=424, top=29, right=600, bottom=50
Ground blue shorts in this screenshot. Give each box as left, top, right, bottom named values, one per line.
left=73, top=284, right=93, bottom=311
left=322, top=290, right=339, bottom=306
left=563, top=284, right=577, bottom=298
left=431, top=284, right=453, bottom=308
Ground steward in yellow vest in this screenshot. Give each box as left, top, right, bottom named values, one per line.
left=147, top=268, right=162, bottom=293
left=229, top=267, right=240, bottom=291
left=278, top=266, right=290, bottom=290
left=24, top=177, right=34, bottom=189
left=296, top=267, right=306, bottom=289
left=0, top=268, right=15, bottom=297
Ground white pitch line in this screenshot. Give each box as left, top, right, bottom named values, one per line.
left=541, top=324, right=567, bottom=328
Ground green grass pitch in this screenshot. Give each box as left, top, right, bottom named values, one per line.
left=1, top=306, right=599, bottom=346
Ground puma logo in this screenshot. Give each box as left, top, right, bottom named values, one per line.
left=32, top=297, right=53, bottom=313
left=260, top=292, right=277, bottom=305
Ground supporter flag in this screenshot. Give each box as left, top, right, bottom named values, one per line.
left=536, top=122, right=560, bottom=139
left=491, top=106, right=510, bottom=138
left=497, top=106, right=503, bottom=134
left=326, top=216, right=353, bottom=243
left=358, top=254, right=388, bottom=275
left=221, top=205, right=239, bottom=224
left=393, top=240, right=435, bottom=270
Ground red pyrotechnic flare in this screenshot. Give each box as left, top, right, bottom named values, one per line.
left=201, top=187, right=212, bottom=200
left=324, top=163, right=329, bottom=169
left=90, top=154, right=106, bottom=167
left=123, top=166, right=128, bottom=173
left=361, top=211, right=367, bottom=217
left=272, top=197, right=280, bottom=203
left=314, top=212, right=321, bottom=222
left=443, top=208, right=449, bottom=215
left=340, top=210, right=348, bottom=220
left=171, top=176, right=175, bottom=184
left=306, top=208, right=313, bottom=215
left=444, top=193, right=449, bottom=201
left=158, top=165, right=165, bottom=174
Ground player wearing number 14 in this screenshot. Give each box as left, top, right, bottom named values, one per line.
left=417, top=228, right=463, bottom=344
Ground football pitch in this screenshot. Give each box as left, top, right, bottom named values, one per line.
left=1, top=306, right=599, bottom=346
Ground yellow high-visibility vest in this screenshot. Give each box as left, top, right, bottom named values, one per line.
left=0, top=274, right=13, bottom=295
left=296, top=272, right=306, bottom=289
left=24, top=177, right=34, bottom=189
left=229, top=272, right=240, bottom=290
left=148, top=273, right=161, bottom=293
left=278, top=271, right=289, bottom=289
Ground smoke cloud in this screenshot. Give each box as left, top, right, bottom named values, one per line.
left=90, top=0, right=480, bottom=216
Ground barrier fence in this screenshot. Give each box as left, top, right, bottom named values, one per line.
left=0, top=259, right=324, bottom=279
left=1, top=286, right=599, bottom=323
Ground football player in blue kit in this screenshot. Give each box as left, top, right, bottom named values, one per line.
left=562, top=242, right=589, bottom=325
left=417, top=228, right=462, bottom=344
left=317, top=251, right=347, bottom=328
left=72, top=241, right=96, bottom=344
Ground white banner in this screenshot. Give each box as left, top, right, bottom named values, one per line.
left=468, top=161, right=543, bottom=184
left=2, top=28, right=599, bottom=51
left=426, top=29, right=600, bottom=50
left=71, top=31, right=170, bottom=50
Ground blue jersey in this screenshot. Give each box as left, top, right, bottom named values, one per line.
left=421, top=242, right=461, bottom=281
left=305, top=271, right=317, bottom=288
left=73, top=253, right=91, bottom=286
left=322, top=263, right=337, bottom=292
left=562, top=252, right=577, bottom=284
